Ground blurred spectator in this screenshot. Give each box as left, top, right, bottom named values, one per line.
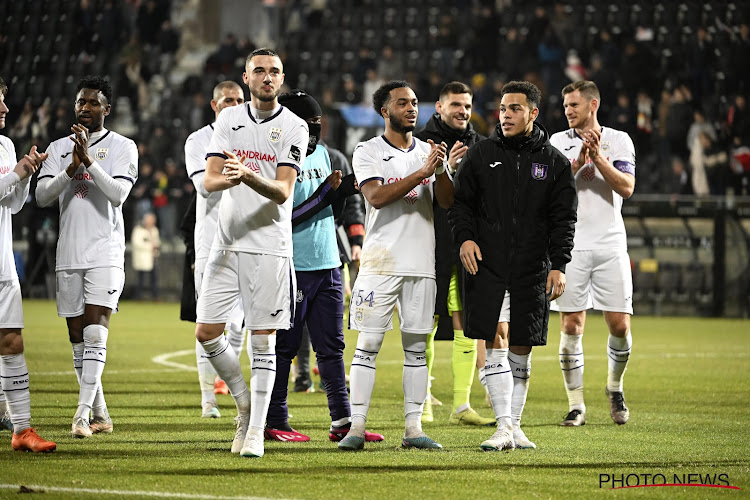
left=608, top=92, right=636, bottom=137
left=132, top=160, right=155, bottom=222
left=206, top=33, right=240, bottom=74
left=341, top=75, right=362, bottom=104
left=362, top=69, right=384, bottom=107
left=376, top=45, right=404, bottom=82
left=728, top=94, right=750, bottom=146
left=687, top=109, right=717, bottom=155
left=352, top=47, right=376, bottom=85
left=687, top=27, right=714, bottom=105
left=563, top=50, right=587, bottom=83
left=137, top=0, right=166, bottom=46
left=497, top=28, right=525, bottom=81
left=665, top=86, right=693, bottom=161
left=663, top=156, right=693, bottom=195
left=131, top=212, right=161, bottom=300
left=98, top=0, right=126, bottom=59
left=538, top=29, right=565, bottom=97
left=635, top=90, right=654, bottom=154
left=690, top=132, right=729, bottom=195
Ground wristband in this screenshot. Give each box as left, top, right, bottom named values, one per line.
left=435, top=159, right=447, bottom=176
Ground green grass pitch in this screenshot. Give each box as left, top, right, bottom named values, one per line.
left=0, top=300, right=748, bottom=499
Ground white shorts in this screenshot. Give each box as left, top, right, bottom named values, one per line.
left=56, top=267, right=125, bottom=317
left=552, top=250, right=633, bottom=314
left=0, top=280, right=24, bottom=329
left=195, top=257, right=244, bottom=330
left=196, top=250, right=294, bottom=331
left=349, top=274, right=436, bottom=334
left=498, top=291, right=510, bottom=323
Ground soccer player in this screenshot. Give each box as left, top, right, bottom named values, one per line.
left=414, top=81, right=494, bottom=426
left=194, top=48, right=308, bottom=458
left=338, top=80, right=452, bottom=451
left=449, top=81, right=577, bottom=451
left=36, top=75, right=139, bottom=438
left=264, top=90, right=383, bottom=444
left=549, top=80, right=636, bottom=427
left=0, top=76, right=56, bottom=452
left=184, top=80, right=246, bottom=419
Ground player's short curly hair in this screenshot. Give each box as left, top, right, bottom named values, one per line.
left=77, top=75, right=113, bottom=104
left=372, top=80, right=411, bottom=116
left=501, top=81, right=542, bottom=109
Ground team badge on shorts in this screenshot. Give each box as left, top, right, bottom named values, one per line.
left=296, top=290, right=304, bottom=303
left=355, top=310, right=363, bottom=322
left=96, top=148, right=108, bottom=160
left=531, top=163, right=548, bottom=180
left=268, top=127, right=282, bottom=142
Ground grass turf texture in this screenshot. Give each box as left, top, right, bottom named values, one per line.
left=0, top=300, right=748, bottom=499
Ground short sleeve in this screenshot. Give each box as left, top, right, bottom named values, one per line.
left=185, top=130, right=208, bottom=179
left=207, top=110, right=232, bottom=159
left=277, top=120, right=308, bottom=174
left=38, top=141, right=62, bottom=180
left=111, top=139, right=139, bottom=184
left=352, top=142, right=382, bottom=187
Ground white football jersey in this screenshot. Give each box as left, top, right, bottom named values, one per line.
left=0, top=135, right=29, bottom=281
left=185, top=123, right=222, bottom=262
left=206, top=103, right=308, bottom=257
left=549, top=127, right=635, bottom=251
left=38, top=129, right=138, bottom=270
left=353, top=135, right=436, bottom=278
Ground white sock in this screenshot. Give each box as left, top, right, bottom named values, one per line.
left=402, top=332, right=428, bottom=438
left=226, top=323, right=245, bottom=360
left=195, top=339, right=217, bottom=406
left=77, top=325, right=108, bottom=419
left=72, top=342, right=84, bottom=384
left=0, top=354, right=31, bottom=432
left=508, top=351, right=531, bottom=427
left=201, top=334, right=249, bottom=411
left=560, top=332, right=585, bottom=412
left=478, top=366, right=487, bottom=387
left=607, top=332, right=632, bottom=392
left=73, top=341, right=106, bottom=418
left=249, top=334, right=276, bottom=430
left=485, top=348, right=512, bottom=428
left=348, top=332, right=384, bottom=437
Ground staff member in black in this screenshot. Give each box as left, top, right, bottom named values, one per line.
left=449, top=81, right=577, bottom=451
left=415, top=81, right=494, bottom=427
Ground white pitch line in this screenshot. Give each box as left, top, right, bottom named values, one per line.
left=0, top=484, right=291, bottom=500
left=34, top=368, right=185, bottom=376
left=151, top=349, right=198, bottom=372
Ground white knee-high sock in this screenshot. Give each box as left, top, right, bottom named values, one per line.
left=348, top=332, right=384, bottom=436
left=402, top=332, right=428, bottom=438
left=201, top=334, right=249, bottom=411
left=226, top=323, right=245, bottom=360
left=0, top=354, right=31, bottom=433
left=73, top=341, right=106, bottom=418
left=485, top=348, right=512, bottom=429
left=76, top=325, right=108, bottom=419
left=560, top=332, right=585, bottom=412
left=508, top=351, right=531, bottom=427
left=249, top=334, right=276, bottom=430
left=195, top=339, right=217, bottom=406
left=607, top=332, right=632, bottom=392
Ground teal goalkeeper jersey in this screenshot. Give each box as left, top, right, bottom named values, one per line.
left=292, top=145, right=342, bottom=271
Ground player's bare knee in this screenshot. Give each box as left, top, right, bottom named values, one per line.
left=195, top=323, right=225, bottom=342
left=0, top=330, right=24, bottom=355
left=561, top=314, right=585, bottom=336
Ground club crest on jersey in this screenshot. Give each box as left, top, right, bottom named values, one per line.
left=268, top=127, right=282, bottom=143
left=601, top=141, right=611, bottom=153
left=0, top=146, right=9, bottom=165
left=418, top=151, right=428, bottom=164
left=95, top=148, right=108, bottom=160
left=531, top=163, right=548, bottom=180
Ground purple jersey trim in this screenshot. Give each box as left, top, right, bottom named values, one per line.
left=613, top=160, right=635, bottom=175
left=278, top=162, right=301, bottom=174
left=189, top=169, right=205, bottom=178
left=359, top=176, right=384, bottom=188
left=205, top=152, right=228, bottom=160
left=381, top=135, right=416, bottom=152
left=292, top=183, right=332, bottom=220
left=113, top=175, right=136, bottom=185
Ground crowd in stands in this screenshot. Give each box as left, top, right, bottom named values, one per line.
left=2, top=0, right=749, bottom=257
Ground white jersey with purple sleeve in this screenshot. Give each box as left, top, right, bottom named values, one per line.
left=206, top=103, right=308, bottom=257
left=37, top=129, right=138, bottom=270
left=184, top=123, right=222, bottom=262
left=352, top=135, right=436, bottom=278
left=550, top=127, right=635, bottom=251
left=0, top=135, right=29, bottom=281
